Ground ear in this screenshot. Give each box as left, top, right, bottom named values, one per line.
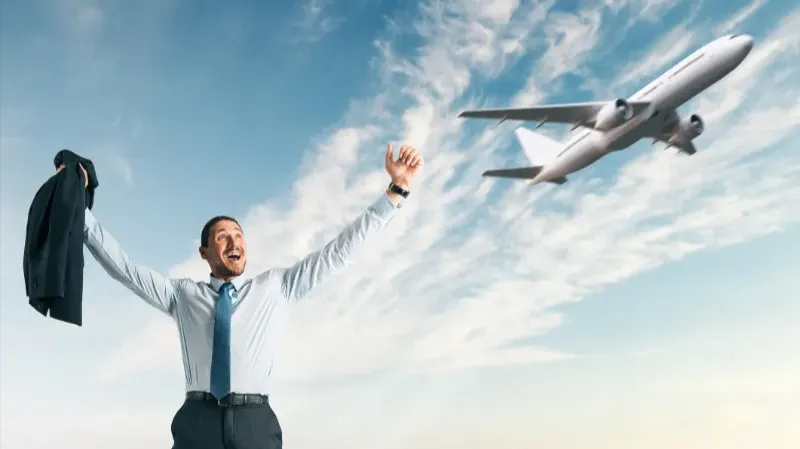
left=199, top=246, right=208, bottom=261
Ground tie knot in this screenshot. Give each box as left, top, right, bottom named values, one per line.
left=218, top=282, right=234, bottom=295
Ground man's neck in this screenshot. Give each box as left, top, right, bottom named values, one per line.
left=209, top=274, right=242, bottom=293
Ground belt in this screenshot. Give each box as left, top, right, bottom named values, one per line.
left=186, top=391, right=269, bottom=407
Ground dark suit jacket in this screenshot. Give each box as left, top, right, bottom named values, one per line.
left=24, top=150, right=99, bottom=326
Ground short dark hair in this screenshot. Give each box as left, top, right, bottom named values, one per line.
left=200, top=215, right=241, bottom=247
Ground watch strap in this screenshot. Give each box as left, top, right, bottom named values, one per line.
left=388, top=182, right=410, bottom=198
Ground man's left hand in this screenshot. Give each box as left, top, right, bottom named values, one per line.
left=385, top=144, right=423, bottom=190
left=56, top=163, right=89, bottom=189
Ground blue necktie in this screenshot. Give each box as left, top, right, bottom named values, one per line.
left=210, top=282, right=233, bottom=399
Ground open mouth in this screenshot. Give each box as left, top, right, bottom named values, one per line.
left=225, top=252, right=241, bottom=261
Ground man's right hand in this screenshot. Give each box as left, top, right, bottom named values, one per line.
left=56, top=163, right=89, bottom=188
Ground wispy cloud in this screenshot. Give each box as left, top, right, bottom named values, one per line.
left=60, top=0, right=105, bottom=36
left=97, top=3, right=800, bottom=386
left=613, top=25, right=696, bottom=88
left=512, top=0, right=699, bottom=106
left=107, top=153, right=134, bottom=186
left=509, top=3, right=604, bottom=109
left=715, top=0, right=766, bottom=34
left=692, top=10, right=800, bottom=123
left=636, top=0, right=678, bottom=21
left=536, top=8, right=604, bottom=82
left=290, top=0, right=345, bottom=44
left=48, top=0, right=106, bottom=68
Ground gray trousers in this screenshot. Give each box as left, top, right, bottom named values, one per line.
left=170, top=398, right=282, bottom=449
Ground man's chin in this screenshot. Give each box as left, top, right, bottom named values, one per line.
left=219, top=262, right=245, bottom=278
left=230, top=262, right=246, bottom=276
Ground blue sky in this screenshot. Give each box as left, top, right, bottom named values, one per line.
left=1, top=0, right=799, bottom=448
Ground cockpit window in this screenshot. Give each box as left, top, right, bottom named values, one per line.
left=729, top=34, right=741, bottom=39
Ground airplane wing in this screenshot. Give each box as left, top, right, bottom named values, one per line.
left=458, top=100, right=651, bottom=126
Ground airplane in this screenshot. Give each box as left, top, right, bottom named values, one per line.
left=458, top=34, right=754, bottom=185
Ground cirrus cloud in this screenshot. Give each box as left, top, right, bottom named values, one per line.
left=92, top=1, right=800, bottom=386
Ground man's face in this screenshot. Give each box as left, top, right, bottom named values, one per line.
left=201, top=219, right=247, bottom=280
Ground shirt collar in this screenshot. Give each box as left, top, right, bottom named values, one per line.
left=208, top=274, right=245, bottom=292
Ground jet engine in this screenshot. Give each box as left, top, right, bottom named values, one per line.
left=594, top=98, right=633, bottom=130
left=672, top=113, right=704, bottom=143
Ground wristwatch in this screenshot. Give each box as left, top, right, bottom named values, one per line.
left=388, top=182, right=410, bottom=198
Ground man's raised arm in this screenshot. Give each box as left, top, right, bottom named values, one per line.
left=280, top=143, right=423, bottom=302
left=84, top=209, right=180, bottom=314
left=280, top=192, right=398, bottom=301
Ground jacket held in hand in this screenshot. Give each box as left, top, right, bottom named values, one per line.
left=23, top=149, right=99, bottom=326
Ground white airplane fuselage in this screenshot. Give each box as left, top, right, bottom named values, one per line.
left=531, top=34, right=754, bottom=185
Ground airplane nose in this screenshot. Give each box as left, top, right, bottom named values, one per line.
left=740, top=34, right=754, bottom=53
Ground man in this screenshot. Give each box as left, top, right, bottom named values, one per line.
left=74, top=144, right=423, bottom=448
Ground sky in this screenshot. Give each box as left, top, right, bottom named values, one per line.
left=1, top=0, right=799, bottom=448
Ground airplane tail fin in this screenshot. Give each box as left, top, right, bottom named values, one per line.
left=514, top=127, right=562, bottom=167
left=480, top=128, right=567, bottom=185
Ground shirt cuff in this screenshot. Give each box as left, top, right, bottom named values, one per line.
left=370, top=193, right=399, bottom=224
left=84, top=208, right=98, bottom=229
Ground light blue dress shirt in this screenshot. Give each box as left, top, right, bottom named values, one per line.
left=83, top=193, right=398, bottom=395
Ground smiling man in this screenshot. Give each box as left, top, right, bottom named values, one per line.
left=79, top=144, right=423, bottom=449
